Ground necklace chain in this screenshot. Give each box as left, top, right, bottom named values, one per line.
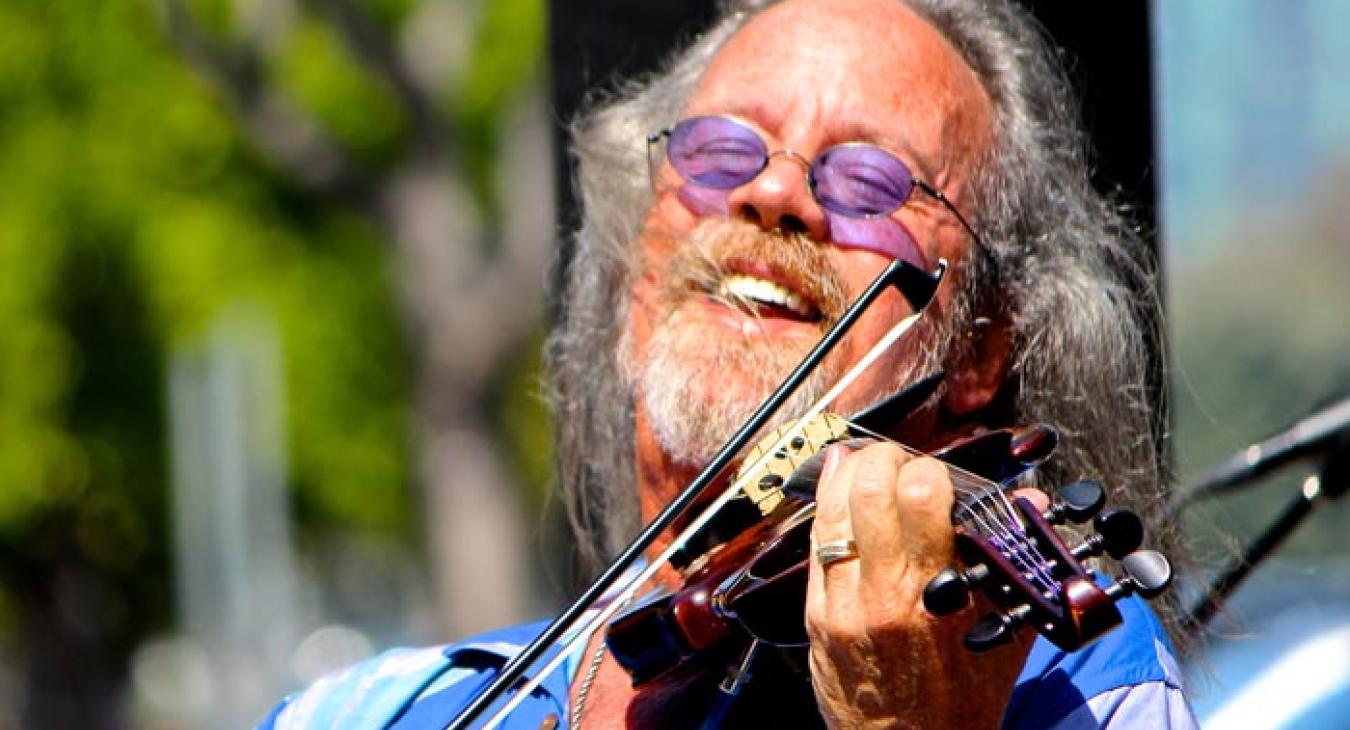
left=568, top=638, right=608, bottom=729
left=570, top=594, right=631, bottom=730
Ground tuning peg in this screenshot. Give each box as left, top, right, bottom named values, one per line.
left=1103, top=550, right=1173, bottom=601
left=923, top=564, right=989, bottom=616
left=1094, top=509, right=1145, bottom=559
left=964, top=604, right=1031, bottom=652
left=1071, top=508, right=1145, bottom=561
left=1044, top=479, right=1106, bottom=524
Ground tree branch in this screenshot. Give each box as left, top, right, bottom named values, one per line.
left=160, top=0, right=375, bottom=210
left=310, top=0, right=453, bottom=165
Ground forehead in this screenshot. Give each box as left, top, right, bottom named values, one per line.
left=687, top=0, right=992, bottom=169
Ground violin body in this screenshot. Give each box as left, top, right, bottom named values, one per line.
left=621, top=644, right=824, bottom=730
left=605, top=398, right=1172, bottom=729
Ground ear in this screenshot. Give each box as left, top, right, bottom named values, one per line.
left=942, top=315, right=1013, bottom=416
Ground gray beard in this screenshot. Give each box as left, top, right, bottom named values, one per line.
left=635, top=309, right=832, bottom=466
left=630, top=305, right=948, bottom=467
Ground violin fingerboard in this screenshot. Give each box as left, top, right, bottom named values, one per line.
left=736, top=413, right=851, bottom=516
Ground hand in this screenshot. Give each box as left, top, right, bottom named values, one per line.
left=806, top=442, right=1034, bottom=730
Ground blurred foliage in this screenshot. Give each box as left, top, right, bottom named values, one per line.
left=0, top=0, right=548, bottom=702
left=0, top=0, right=408, bottom=537
left=275, top=17, right=409, bottom=166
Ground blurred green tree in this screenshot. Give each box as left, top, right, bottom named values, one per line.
left=0, top=0, right=549, bottom=724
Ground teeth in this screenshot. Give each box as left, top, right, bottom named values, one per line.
left=716, top=274, right=813, bottom=317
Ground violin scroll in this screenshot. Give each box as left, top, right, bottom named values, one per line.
left=923, top=472, right=1174, bottom=653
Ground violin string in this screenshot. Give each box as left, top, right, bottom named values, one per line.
left=838, top=421, right=1058, bottom=597
left=945, top=470, right=1058, bottom=596
left=951, top=480, right=1058, bottom=598
left=833, top=425, right=1017, bottom=542
left=836, top=422, right=1015, bottom=531
left=942, top=465, right=1058, bottom=595
left=953, top=489, right=1057, bottom=598
left=781, top=404, right=1021, bottom=551
left=786, top=430, right=1030, bottom=548
left=986, top=478, right=1058, bottom=590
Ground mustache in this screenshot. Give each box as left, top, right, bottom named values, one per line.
left=655, top=218, right=850, bottom=325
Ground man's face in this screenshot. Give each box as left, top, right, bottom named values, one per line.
left=625, top=0, right=995, bottom=470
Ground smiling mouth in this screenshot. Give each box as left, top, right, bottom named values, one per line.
left=713, top=272, right=822, bottom=323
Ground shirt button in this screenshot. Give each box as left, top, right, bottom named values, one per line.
left=539, top=713, right=559, bottom=730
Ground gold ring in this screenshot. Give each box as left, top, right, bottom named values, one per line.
left=816, top=540, right=859, bottom=567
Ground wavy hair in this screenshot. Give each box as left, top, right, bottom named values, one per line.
left=546, top=0, right=1181, bottom=646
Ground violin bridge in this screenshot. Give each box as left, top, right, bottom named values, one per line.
left=736, top=413, right=851, bottom=516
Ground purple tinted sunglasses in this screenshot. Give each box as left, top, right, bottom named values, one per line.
left=648, top=115, right=987, bottom=252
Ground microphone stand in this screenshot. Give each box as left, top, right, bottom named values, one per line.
left=1176, top=398, right=1350, bottom=634
left=1171, top=396, right=1350, bottom=511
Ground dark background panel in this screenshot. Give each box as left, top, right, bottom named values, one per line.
left=1023, top=2, right=1157, bottom=229
left=549, top=0, right=720, bottom=237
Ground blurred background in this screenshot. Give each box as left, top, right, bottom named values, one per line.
left=0, top=0, right=1345, bottom=728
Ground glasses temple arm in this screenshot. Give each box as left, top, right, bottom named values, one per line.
left=914, top=179, right=1000, bottom=284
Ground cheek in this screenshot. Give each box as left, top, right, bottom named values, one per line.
left=906, top=216, right=952, bottom=261
left=850, top=286, right=916, bottom=361
left=631, top=204, right=687, bottom=300
left=833, top=248, right=895, bottom=301
left=826, top=214, right=928, bottom=270
left=648, top=186, right=704, bottom=239
left=677, top=183, right=731, bottom=216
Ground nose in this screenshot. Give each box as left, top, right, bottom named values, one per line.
left=726, top=150, right=830, bottom=240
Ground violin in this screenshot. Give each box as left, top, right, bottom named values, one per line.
left=605, top=412, right=1170, bottom=728
left=446, top=259, right=1173, bottom=729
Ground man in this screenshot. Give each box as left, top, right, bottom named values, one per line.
left=262, top=0, right=1195, bottom=727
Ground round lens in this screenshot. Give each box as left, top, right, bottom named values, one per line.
left=811, top=144, right=914, bottom=218
left=667, top=116, right=768, bottom=189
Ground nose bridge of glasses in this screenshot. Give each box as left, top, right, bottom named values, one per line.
left=754, top=148, right=817, bottom=206
left=765, top=148, right=812, bottom=172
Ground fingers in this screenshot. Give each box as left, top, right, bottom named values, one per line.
left=891, top=456, right=956, bottom=573
left=1010, top=485, right=1049, bottom=512
left=806, top=445, right=845, bottom=627
left=810, top=444, right=860, bottom=598
left=801, top=442, right=1036, bottom=730
left=808, top=442, right=957, bottom=616
left=845, top=443, right=906, bottom=587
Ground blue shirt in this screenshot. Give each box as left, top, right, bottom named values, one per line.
left=259, top=592, right=1196, bottom=729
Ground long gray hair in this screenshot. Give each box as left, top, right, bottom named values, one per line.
left=547, top=0, right=1181, bottom=646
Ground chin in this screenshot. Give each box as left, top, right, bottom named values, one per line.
left=634, top=303, right=832, bottom=466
